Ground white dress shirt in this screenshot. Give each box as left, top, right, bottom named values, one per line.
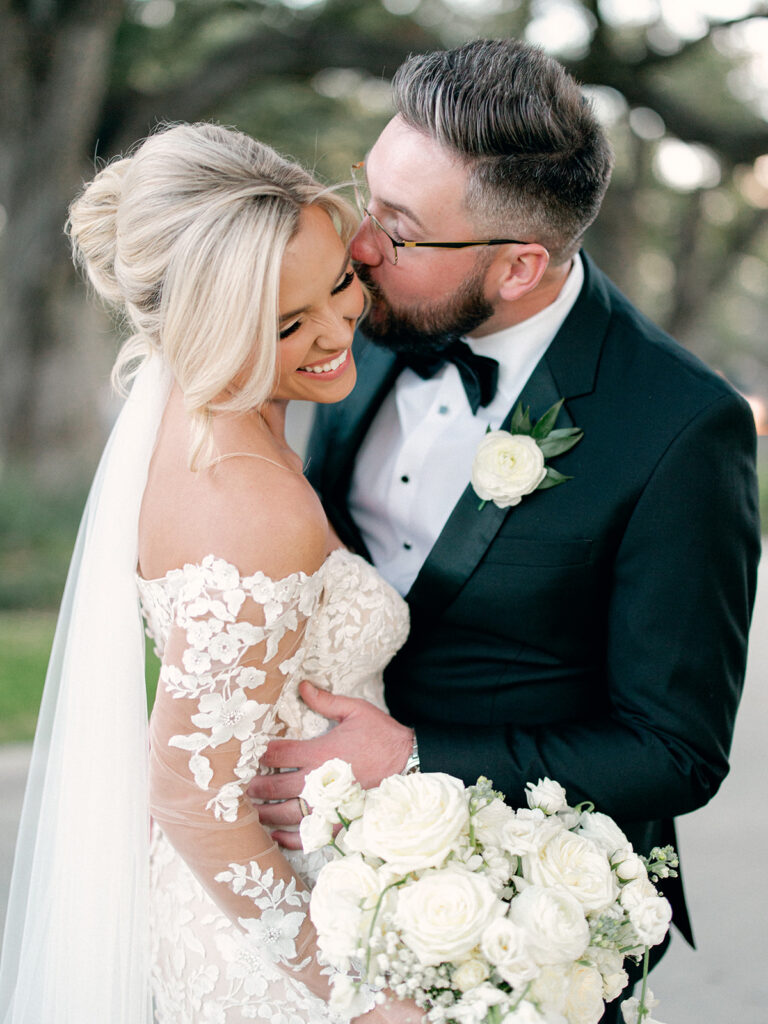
left=349, top=255, right=585, bottom=595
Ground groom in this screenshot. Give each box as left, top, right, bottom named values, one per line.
left=251, top=38, right=760, bottom=1010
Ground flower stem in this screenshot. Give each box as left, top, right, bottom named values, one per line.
left=637, top=947, right=650, bottom=1021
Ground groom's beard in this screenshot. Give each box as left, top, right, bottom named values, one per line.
left=355, top=262, right=494, bottom=358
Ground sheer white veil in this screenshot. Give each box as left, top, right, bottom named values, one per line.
left=0, top=357, right=171, bottom=1023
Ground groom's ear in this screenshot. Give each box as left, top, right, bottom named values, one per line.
left=491, top=244, right=550, bottom=303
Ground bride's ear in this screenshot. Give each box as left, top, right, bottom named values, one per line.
left=491, top=244, right=550, bottom=303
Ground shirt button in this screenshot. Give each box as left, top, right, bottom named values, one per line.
left=403, top=542, right=412, bottom=550
left=438, top=405, right=450, bottom=415
left=401, top=475, right=410, bottom=484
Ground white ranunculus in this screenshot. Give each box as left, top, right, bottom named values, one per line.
left=508, top=886, right=589, bottom=966
left=524, top=830, right=618, bottom=914
left=344, top=772, right=469, bottom=873
left=393, top=866, right=504, bottom=966
left=619, top=876, right=658, bottom=911
left=452, top=958, right=490, bottom=992
left=565, top=964, right=605, bottom=1024
left=629, top=895, right=672, bottom=947
left=480, top=917, right=538, bottom=988
left=502, top=809, right=564, bottom=858
left=301, top=758, right=362, bottom=818
left=526, top=778, right=569, bottom=814
left=310, top=854, right=382, bottom=969
left=471, top=431, right=547, bottom=509
left=576, top=811, right=631, bottom=861
left=299, top=810, right=333, bottom=854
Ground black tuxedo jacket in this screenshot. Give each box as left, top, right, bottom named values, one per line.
left=306, top=254, right=761, bottom=945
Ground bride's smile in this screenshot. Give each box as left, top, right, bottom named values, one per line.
left=272, top=204, right=364, bottom=404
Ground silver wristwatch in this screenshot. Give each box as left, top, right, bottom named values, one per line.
left=402, top=731, right=420, bottom=775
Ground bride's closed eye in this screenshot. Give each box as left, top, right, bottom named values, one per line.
left=331, top=269, right=356, bottom=295
left=279, top=268, right=357, bottom=339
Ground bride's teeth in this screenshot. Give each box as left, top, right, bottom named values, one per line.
left=301, top=351, right=347, bottom=374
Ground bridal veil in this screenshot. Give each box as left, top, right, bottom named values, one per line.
left=0, top=359, right=170, bottom=1023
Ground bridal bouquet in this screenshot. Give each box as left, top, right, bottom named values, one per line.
left=299, top=762, right=677, bottom=1024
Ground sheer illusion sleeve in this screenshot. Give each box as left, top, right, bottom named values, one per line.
left=147, top=554, right=334, bottom=1003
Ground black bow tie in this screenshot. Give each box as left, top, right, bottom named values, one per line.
left=398, top=339, right=499, bottom=414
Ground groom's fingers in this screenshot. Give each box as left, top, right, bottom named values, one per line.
left=266, top=828, right=304, bottom=850
left=256, top=798, right=303, bottom=827
left=248, top=767, right=308, bottom=802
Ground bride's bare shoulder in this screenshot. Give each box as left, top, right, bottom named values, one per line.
left=140, top=418, right=328, bottom=583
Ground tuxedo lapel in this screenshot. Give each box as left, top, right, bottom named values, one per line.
left=406, top=254, right=612, bottom=620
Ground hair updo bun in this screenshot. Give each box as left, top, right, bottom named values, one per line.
left=67, top=158, right=132, bottom=307
left=66, top=123, right=357, bottom=470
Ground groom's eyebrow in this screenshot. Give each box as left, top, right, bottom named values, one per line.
left=362, top=156, right=425, bottom=231
left=279, top=251, right=351, bottom=322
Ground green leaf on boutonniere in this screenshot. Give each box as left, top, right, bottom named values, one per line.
left=530, top=398, right=564, bottom=439
left=537, top=466, right=573, bottom=490
left=509, top=402, right=532, bottom=435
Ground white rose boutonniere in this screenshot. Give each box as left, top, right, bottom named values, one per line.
left=472, top=399, right=583, bottom=510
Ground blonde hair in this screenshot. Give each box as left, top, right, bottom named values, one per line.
left=67, top=123, right=358, bottom=469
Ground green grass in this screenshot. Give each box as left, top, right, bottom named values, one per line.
left=0, top=610, right=161, bottom=743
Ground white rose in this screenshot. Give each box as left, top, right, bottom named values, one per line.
left=502, top=809, right=564, bottom=858
left=575, top=812, right=631, bottom=861
left=345, top=772, right=469, bottom=873
left=526, top=778, right=569, bottom=815
left=524, top=831, right=618, bottom=914
left=452, top=958, right=490, bottom=992
left=299, top=810, right=333, bottom=854
left=480, top=917, right=538, bottom=988
left=508, top=887, right=589, bottom=966
left=565, top=964, right=605, bottom=1024
left=310, top=854, right=382, bottom=969
left=619, top=877, right=658, bottom=911
left=471, top=432, right=547, bottom=509
left=587, top=947, right=629, bottom=1002
left=629, top=895, right=672, bottom=947
left=301, top=758, right=362, bottom=818
left=393, top=866, right=504, bottom=966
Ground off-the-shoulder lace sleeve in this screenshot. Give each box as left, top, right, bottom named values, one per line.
left=146, top=555, right=335, bottom=1003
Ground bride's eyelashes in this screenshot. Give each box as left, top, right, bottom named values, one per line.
left=278, top=268, right=357, bottom=340
left=331, top=269, right=356, bottom=295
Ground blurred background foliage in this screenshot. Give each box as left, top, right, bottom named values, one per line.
left=2, top=0, right=768, bottom=735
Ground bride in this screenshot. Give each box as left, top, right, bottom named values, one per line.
left=0, top=123, right=420, bottom=1023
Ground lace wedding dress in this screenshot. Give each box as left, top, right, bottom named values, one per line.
left=136, top=546, right=409, bottom=1024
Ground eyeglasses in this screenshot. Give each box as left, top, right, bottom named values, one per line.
left=351, top=161, right=533, bottom=266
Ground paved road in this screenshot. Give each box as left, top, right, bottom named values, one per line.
left=2, top=547, right=767, bottom=1022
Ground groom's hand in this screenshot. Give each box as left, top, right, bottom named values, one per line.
left=248, top=681, right=414, bottom=848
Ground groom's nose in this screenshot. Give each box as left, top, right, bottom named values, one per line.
left=350, top=218, right=385, bottom=267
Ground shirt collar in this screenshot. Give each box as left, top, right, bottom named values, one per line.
left=464, top=253, right=585, bottom=409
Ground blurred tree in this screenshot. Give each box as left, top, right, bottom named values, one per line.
left=2, top=0, right=768, bottom=473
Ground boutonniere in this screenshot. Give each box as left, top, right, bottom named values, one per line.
left=472, top=399, right=583, bottom=510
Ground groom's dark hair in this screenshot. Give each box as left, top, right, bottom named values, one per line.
left=392, top=39, right=613, bottom=264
